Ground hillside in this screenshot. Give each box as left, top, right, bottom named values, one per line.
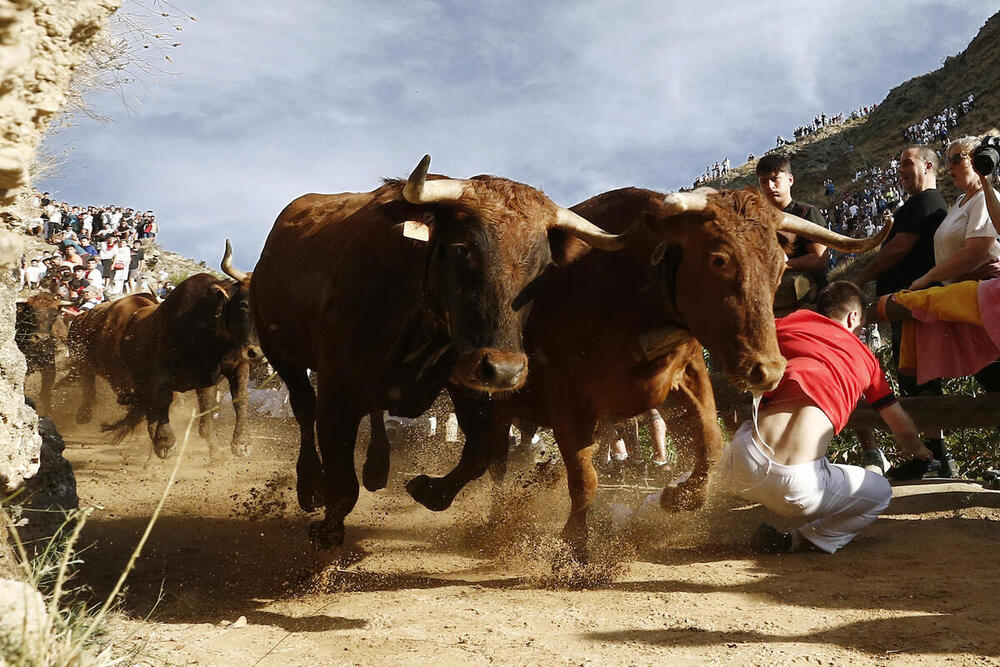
left=704, top=11, right=1000, bottom=204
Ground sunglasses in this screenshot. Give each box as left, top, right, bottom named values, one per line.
left=948, top=153, right=970, bottom=165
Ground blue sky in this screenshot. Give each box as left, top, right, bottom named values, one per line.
left=39, top=1, right=999, bottom=269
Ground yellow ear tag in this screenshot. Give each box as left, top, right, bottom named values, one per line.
left=402, top=220, right=430, bottom=242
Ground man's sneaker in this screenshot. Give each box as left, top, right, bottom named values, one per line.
left=750, top=522, right=792, bottom=553
left=925, top=454, right=958, bottom=479
left=862, top=448, right=890, bottom=475
left=886, top=456, right=930, bottom=481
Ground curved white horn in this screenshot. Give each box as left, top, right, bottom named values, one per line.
left=553, top=208, right=630, bottom=251
left=779, top=213, right=892, bottom=252
left=661, top=189, right=713, bottom=216
left=221, top=239, right=249, bottom=282
left=403, top=154, right=468, bottom=204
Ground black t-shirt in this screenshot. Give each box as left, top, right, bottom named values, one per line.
left=129, top=247, right=144, bottom=271
left=875, top=189, right=947, bottom=296
left=783, top=199, right=829, bottom=284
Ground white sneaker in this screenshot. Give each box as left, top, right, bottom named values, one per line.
left=863, top=448, right=890, bottom=475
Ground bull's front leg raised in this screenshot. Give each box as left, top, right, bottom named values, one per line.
left=362, top=410, right=390, bottom=492
left=223, top=360, right=251, bottom=456
left=659, top=354, right=723, bottom=512
left=147, top=389, right=177, bottom=459
left=406, top=389, right=496, bottom=512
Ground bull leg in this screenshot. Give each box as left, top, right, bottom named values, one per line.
left=75, top=364, right=96, bottom=424
left=223, top=361, right=251, bottom=457
left=362, top=411, right=391, bottom=492
left=553, top=409, right=599, bottom=563
left=147, top=389, right=177, bottom=459
left=311, top=384, right=362, bottom=549
left=659, top=355, right=723, bottom=513
left=38, top=362, right=55, bottom=415
left=272, top=363, right=322, bottom=512
left=406, top=390, right=498, bottom=511
left=195, top=387, right=219, bottom=457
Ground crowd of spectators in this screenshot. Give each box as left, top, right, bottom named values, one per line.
left=902, top=94, right=975, bottom=146
left=695, top=104, right=878, bottom=187
left=15, top=189, right=176, bottom=314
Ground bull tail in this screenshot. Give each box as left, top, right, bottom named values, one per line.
left=100, top=405, right=146, bottom=445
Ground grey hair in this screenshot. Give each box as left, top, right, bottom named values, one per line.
left=946, top=135, right=980, bottom=156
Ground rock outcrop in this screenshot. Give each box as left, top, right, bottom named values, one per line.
left=0, top=0, right=121, bottom=536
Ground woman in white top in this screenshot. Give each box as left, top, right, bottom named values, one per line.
left=911, top=136, right=1000, bottom=290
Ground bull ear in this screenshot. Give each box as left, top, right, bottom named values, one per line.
left=547, top=228, right=592, bottom=266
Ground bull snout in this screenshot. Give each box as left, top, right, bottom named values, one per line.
left=740, top=355, right=786, bottom=394
left=451, top=349, right=528, bottom=393
left=725, top=352, right=786, bottom=394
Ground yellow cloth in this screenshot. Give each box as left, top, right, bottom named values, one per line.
left=893, top=281, right=983, bottom=372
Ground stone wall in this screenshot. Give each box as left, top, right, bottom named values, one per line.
left=0, top=0, right=121, bottom=516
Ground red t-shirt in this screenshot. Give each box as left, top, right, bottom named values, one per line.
left=763, top=310, right=896, bottom=433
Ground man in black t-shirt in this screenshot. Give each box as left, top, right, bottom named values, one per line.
left=757, top=153, right=829, bottom=311
left=854, top=145, right=949, bottom=476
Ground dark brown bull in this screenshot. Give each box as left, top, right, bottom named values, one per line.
left=68, top=241, right=260, bottom=457
left=391, top=187, right=890, bottom=558
left=15, top=293, right=69, bottom=414
left=250, top=155, right=629, bottom=548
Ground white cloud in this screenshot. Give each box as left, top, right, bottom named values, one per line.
left=40, top=1, right=999, bottom=267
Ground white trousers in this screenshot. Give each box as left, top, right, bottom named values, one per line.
left=720, top=422, right=892, bottom=553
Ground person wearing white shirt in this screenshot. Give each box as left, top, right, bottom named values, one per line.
left=910, top=136, right=1000, bottom=289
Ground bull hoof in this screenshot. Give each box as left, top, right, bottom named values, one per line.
left=308, top=519, right=345, bottom=550
left=362, top=458, right=389, bottom=492
left=297, top=477, right=325, bottom=513
left=406, top=475, right=454, bottom=512
left=558, top=525, right=589, bottom=565
left=659, top=483, right=707, bottom=512
left=153, top=441, right=176, bottom=460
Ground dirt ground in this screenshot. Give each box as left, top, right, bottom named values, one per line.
left=51, top=395, right=1000, bottom=666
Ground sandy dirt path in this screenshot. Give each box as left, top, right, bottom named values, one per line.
left=55, top=406, right=1000, bottom=666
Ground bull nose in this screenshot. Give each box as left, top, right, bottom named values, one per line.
left=748, top=358, right=785, bottom=393
left=477, top=355, right=527, bottom=388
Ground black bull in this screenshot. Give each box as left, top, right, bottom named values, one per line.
left=67, top=242, right=261, bottom=458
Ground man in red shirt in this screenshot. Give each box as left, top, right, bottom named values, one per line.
left=720, top=281, right=933, bottom=553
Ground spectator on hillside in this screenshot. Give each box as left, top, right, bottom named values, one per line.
left=24, top=258, right=44, bottom=290
left=853, top=145, right=948, bottom=476
left=757, top=153, right=829, bottom=312
left=109, top=240, right=132, bottom=295
left=98, top=236, right=118, bottom=289
left=910, top=136, right=1000, bottom=290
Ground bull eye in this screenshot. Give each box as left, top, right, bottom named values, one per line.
left=450, top=242, right=470, bottom=260
left=712, top=255, right=727, bottom=267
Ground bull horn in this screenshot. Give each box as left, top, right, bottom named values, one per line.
left=15, top=297, right=28, bottom=304
left=779, top=213, right=892, bottom=252
left=59, top=300, right=74, bottom=306
left=402, top=154, right=468, bottom=204
left=660, top=188, right=715, bottom=217
left=553, top=208, right=629, bottom=251
left=221, top=239, right=249, bottom=282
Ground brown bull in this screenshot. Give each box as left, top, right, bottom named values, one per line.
left=391, top=187, right=890, bottom=558
left=68, top=241, right=260, bottom=457
left=15, top=293, right=69, bottom=414
left=250, top=155, right=629, bottom=548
